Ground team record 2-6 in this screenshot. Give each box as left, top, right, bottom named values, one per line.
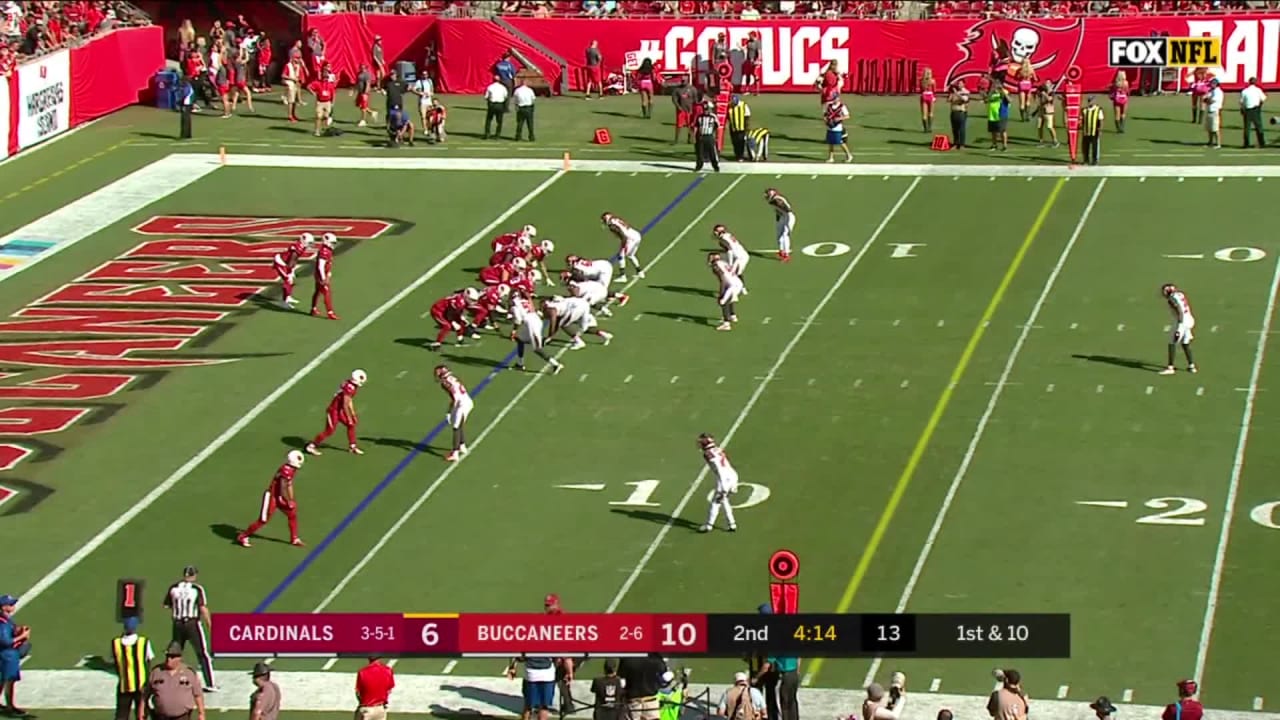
left=211, top=613, right=1070, bottom=658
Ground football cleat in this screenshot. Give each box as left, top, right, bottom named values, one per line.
left=541, top=239, right=555, bottom=254
left=522, top=224, right=538, bottom=238
left=348, top=444, right=364, bottom=455
left=716, top=321, right=733, bottom=331
left=305, top=443, right=322, bottom=456
left=235, top=535, right=251, bottom=547
left=464, top=287, right=481, bottom=302
left=616, top=293, right=630, bottom=306
left=290, top=537, right=305, bottom=546
left=599, top=331, right=613, bottom=346
left=300, top=232, right=316, bottom=246
left=286, top=450, right=305, bottom=468
left=444, top=450, right=461, bottom=462
left=1159, top=366, right=1177, bottom=375
left=351, top=369, right=368, bottom=386
left=321, top=232, right=338, bottom=247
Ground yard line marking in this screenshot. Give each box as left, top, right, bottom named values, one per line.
left=849, top=318, right=858, bottom=325
left=762, top=317, right=772, bottom=324
left=395, top=370, right=407, bottom=380
left=1193, top=252, right=1280, bottom=684
left=578, top=374, right=589, bottom=382
left=1069, top=322, right=1078, bottom=329
left=1046, top=383, right=1055, bottom=392
left=892, top=319, right=901, bottom=326
left=1122, top=689, right=1134, bottom=703
left=321, top=658, right=338, bottom=670
left=1146, top=385, right=1154, bottom=395
left=1211, top=324, right=1220, bottom=333
left=1077, top=500, right=1128, bottom=508
left=1057, top=686, right=1069, bottom=699
left=306, top=176, right=747, bottom=613
left=716, top=376, right=725, bottom=384
left=1197, top=386, right=1206, bottom=396
left=900, top=379, right=910, bottom=388
left=1097, top=384, right=1105, bottom=393
left=929, top=679, right=941, bottom=692
left=606, top=177, right=923, bottom=615
left=854, top=379, right=863, bottom=388
left=1117, top=323, right=1125, bottom=331
left=1253, top=698, right=1264, bottom=711
left=443, top=660, right=457, bottom=674
left=937, top=320, right=945, bottom=327
left=845, top=178, right=1108, bottom=690
left=670, top=376, right=680, bottom=384
left=624, top=374, right=634, bottom=383
left=633, top=313, right=643, bottom=321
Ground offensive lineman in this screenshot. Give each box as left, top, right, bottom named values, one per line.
left=565, top=275, right=615, bottom=317
left=698, top=433, right=739, bottom=533
left=566, top=255, right=631, bottom=306
left=436, top=364, right=473, bottom=462
left=764, top=188, right=795, bottom=262
left=1161, top=283, right=1198, bottom=375
left=544, top=295, right=613, bottom=350
left=602, top=212, right=646, bottom=282
left=510, top=294, right=564, bottom=374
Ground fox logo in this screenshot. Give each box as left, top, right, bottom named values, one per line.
left=945, top=18, right=1085, bottom=89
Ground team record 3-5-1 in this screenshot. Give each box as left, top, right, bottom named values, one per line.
left=210, top=612, right=1071, bottom=658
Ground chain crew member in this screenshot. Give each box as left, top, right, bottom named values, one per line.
left=694, top=101, right=721, bottom=172
left=250, top=662, right=281, bottom=720
left=113, top=617, right=153, bottom=720
left=727, top=95, right=751, bottom=161
left=146, top=642, right=205, bottom=720
left=165, top=566, right=216, bottom=691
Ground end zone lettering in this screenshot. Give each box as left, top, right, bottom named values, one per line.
left=1108, top=36, right=1222, bottom=68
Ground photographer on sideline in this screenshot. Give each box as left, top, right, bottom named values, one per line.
left=987, top=669, right=1027, bottom=720
left=387, top=105, right=413, bottom=147
left=861, top=674, right=907, bottom=720
left=719, top=672, right=764, bottom=720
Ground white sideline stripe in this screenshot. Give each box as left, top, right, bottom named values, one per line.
left=15, top=161, right=568, bottom=614
left=0, top=155, right=215, bottom=288
left=14, top=671, right=1279, bottom=720
left=0, top=117, right=101, bottom=168
left=1192, top=252, right=1280, bottom=683
left=202, top=153, right=1280, bottom=178
left=606, top=177, right=922, bottom=613
left=863, top=178, right=1109, bottom=688
left=312, top=176, right=747, bottom=612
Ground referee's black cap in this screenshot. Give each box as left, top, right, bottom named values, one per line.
left=182, top=565, right=198, bottom=577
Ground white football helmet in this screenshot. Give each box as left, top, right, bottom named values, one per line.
left=286, top=450, right=306, bottom=468
left=540, top=239, right=555, bottom=254
left=464, top=287, right=481, bottom=302
left=517, top=235, right=532, bottom=252
left=300, top=232, right=316, bottom=246
left=351, top=369, right=368, bottom=386
left=496, top=283, right=511, bottom=298
left=322, top=232, right=338, bottom=247
left=512, top=257, right=528, bottom=271
left=522, top=224, right=537, bottom=238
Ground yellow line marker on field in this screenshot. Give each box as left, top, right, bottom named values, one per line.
left=803, top=177, right=1067, bottom=687
left=0, top=139, right=127, bottom=207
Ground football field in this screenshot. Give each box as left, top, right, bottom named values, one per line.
left=2, top=96, right=1280, bottom=719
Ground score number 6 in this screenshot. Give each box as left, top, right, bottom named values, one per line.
left=422, top=622, right=439, bottom=647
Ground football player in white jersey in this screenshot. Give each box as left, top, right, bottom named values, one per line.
left=712, top=224, right=749, bottom=294
left=566, top=255, right=630, bottom=306
left=602, top=212, right=645, bottom=282
left=544, top=295, right=613, bottom=350
left=697, top=433, right=738, bottom=533
left=709, top=252, right=745, bottom=332
left=765, top=188, right=795, bottom=262
left=1161, top=283, right=1198, bottom=375
left=565, top=275, right=614, bottom=317
left=435, top=364, right=473, bottom=462
left=510, top=294, right=564, bottom=374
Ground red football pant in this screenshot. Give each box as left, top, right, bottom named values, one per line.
left=242, top=492, right=299, bottom=540
left=313, top=409, right=357, bottom=446
left=473, top=306, right=494, bottom=327
left=276, top=266, right=294, bottom=300
left=312, top=283, right=334, bottom=313
left=432, top=309, right=465, bottom=343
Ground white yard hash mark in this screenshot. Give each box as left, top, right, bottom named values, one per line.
left=607, top=178, right=923, bottom=614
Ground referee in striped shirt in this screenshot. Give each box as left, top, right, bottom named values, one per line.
left=1081, top=96, right=1104, bottom=166
left=694, top=100, right=721, bottom=173
left=165, top=566, right=217, bottom=692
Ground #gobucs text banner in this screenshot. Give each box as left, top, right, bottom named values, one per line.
left=502, top=15, right=1280, bottom=93
left=16, top=48, right=69, bottom=152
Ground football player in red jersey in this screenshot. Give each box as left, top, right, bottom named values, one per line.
left=235, top=450, right=306, bottom=547
left=528, top=239, right=556, bottom=287
left=509, top=270, right=537, bottom=299
left=429, top=288, right=479, bottom=349
left=436, top=365, right=473, bottom=462
left=306, top=369, right=367, bottom=456
left=489, top=233, right=531, bottom=267
left=310, top=233, right=340, bottom=320
left=273, top=232, right=314, bottom=307
left=472, top=284, right=510, bottom=329
left=480, top=257, right=526, bottom=286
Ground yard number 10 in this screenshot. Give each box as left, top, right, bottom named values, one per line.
left=1135, top=497, right=1280, bottom=529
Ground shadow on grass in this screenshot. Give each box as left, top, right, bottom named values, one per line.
left=649, top=283, right=714, bottom=299
left=647, top=310, right=712, bottom=325
left=1071, top=354, right=1164, bottom=372
left=610, top=508, right=703, bottom=531
left=365, top=436, right=445, bottom=457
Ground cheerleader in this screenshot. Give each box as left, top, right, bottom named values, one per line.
left=1110, top=70, right=1129, bottom=133
left=636, top=57, right=655, bottom=118
left=1034, top=82, right=1059, bottom=148
left=919, top=67, right=936, bottom=133
left=1016, top=59, right=1036, bottom=121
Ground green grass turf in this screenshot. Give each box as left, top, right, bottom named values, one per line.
left=3, top=87, right=1280, bottom=712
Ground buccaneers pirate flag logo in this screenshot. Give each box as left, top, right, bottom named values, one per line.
left=945, top=18, right=1085, bottom=88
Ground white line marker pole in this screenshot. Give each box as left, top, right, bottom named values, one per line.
left=1057, top=686, right=1069, bottom=699
left=863, top=178, right=1109, bottom=689
left=321, top=658, right=338, bottom=670
left=443, top=660, right=458, bottom=674
left=609, top=178, right=923, bottom=615
left=13, top=168, right=572, bottom=615
left=1193, top=252, right=1280, bottom=684
left=929, top=678, right=941, bottom=692
left=1122, top=689, right=1133, bottom=703
left=312, top=177, right=749, bottom=613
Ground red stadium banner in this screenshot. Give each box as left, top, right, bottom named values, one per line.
left=1, top=73, right=10, bottom=160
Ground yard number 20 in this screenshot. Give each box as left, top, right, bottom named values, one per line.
left=1137, top=496, right=1280, bottom=529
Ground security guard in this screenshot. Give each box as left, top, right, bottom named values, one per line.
left=1081, top=96, right=1104, bottom=166
left=727, top=95, right=751, bottom=161
left=145, top=642, right=205, bottom=720
left=177, top=77, right=195, bottom=140
left=694, top=100, right=721, bottom=173
left=748, top=604, right=779, bottom=720
left=164, top=566, right=216, bottom=692
left=746, top=127, right=770, bottom=162
left=113, top=617, right=153, bottom=720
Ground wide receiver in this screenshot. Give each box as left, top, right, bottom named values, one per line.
left=273, top=232, right=314, bottom=307
left=602, top=212, right=646, bottom=282
left=764, top=188, right=796, bottom=262
left=1161, top=283, right=1198, bottom=375
left=709, top=252, right=745, bottom=331
left=311, top=232, right=340, bottom=319
left=235, top=450, right=305, bottom=547
left=698, top=433, right=739, bottom=533
left=306, top=369, right=366, bottom=456
left=436, top=364, right=473, bottom=462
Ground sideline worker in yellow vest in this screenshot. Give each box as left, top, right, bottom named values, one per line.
left=726, top=95, right=752, bottom=161
left=112, top=617, right=153, bottom=720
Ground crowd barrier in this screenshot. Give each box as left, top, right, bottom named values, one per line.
left=2, top=25, right=165, bottom=160
left=305, top=13, right=1280, bottom=95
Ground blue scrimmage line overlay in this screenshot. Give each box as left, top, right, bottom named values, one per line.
left=254, top=174, right=708, bottom=613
